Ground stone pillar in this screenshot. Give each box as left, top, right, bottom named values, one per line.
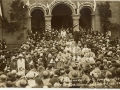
left=91, top=12, right=95, bottom=31
left=45, top=16, right=52, bottom=31
left=72, top=15, right=80, bottom=32
left=95, top=8, right=101, bottom=32
left=28, top=16, right=32, bottom=30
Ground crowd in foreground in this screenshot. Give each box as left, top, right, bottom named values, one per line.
left=0, top=28, right=120, bottom=88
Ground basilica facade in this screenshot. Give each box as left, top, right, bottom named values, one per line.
left=28, top=0, right=99, bottom=33
left=1, top=0, right=120, bottom=45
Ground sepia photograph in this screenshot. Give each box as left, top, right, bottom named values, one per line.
left=0, top=0, right=120, bottom=88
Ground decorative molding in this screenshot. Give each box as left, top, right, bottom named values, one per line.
left=49, top=0, right=77, bottom=15
left=29, top=3, right=47, bottom=15
left=72, top=15, right=80, bottom=20
left=73, top=23, right=79, bottom=28
left=44, top=16, right=52, bottom=21
left=46, top=24, right=51, bottom=28
left=28, top=0, right=95, bottom=16
left=79, top=2, right=94, bottom=12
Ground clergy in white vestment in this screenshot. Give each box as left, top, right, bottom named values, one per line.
left=17, top=54, right=25, bottom=75
left=82, top=45, right=89, bottom=55
left=61, top=29, right=66, bottom=38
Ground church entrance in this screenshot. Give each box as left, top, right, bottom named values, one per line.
left=31, top=9, right=45, bottom=34
left=51, top=4, right=73, bottom=31
left=79, top=8, right=92, bottom=30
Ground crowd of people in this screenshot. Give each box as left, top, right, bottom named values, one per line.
left=0, top=27, right=120, bottom=88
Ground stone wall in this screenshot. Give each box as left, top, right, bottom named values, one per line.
left=109, top=1, right=120, bottom=39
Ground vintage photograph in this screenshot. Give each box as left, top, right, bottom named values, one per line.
left=0, top=0, right=120, bottom=88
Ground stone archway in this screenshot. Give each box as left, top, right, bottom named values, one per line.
left=51, top=4, right=73, bottom=31
left=27, top=3, right=47, bottom=33
left=29, top=3, right=47, bottom=16
left=79, top=7, right=92, bottom=30
left=79, top=2, right=95, bottom=30
left=48, top=0, right=77, bottom=31
left=49, top=0, right=76, bottom=15
left=79, top=2, right=94, bottom=13
left=31, top=9, right=45, bottom=34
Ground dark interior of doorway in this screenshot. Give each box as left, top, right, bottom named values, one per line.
left=51, top=4, right=73, bottom=31
left=31, top=9, right=45, bottom=34
left=79, top=7, right=91, bottom=30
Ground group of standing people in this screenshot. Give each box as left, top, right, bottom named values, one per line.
left=0, top=28, right=120, bottom=88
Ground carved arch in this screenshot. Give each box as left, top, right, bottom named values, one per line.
left=49, top=0, right=77, bottom=15
left=79, top=2, right=94, bottom=13
left=29, top=3, right=47, bottom=16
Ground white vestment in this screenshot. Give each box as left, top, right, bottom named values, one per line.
left=17, top=58, right=25, bottom=75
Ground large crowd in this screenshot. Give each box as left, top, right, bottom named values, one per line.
left=0, top=28, right=120, bottom=88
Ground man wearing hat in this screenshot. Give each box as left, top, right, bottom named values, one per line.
left=41, top=70, right=50, bottom=86
left=69, top=70, right=80, bottom=88
left=15, top=78, right=28, bottom=88
left=0, top=74, right=7, bottom=87
left=32, top=76, right=44, bottom=88
left=49, top=69, right=60, bottom=85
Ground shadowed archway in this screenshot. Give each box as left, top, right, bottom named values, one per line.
left=31, top=9, right=45, bottom=34
left=51, top=4, right=73, bottom=31
left=79, top=7, right=92, bottom=30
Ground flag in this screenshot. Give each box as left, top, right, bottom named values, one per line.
left=26, top=0, right=30, bottom=6
left=0, top=4, right=2, bottom=17
left=93, top=0, right=96, bottom=12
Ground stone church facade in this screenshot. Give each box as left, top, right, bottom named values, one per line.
left=0, top=0, right=120, bottom=46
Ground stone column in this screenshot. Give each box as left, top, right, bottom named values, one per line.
left=91, top=12, right=95, bottom=31
left=95, top=8, right=101, bottom=32
left=72, top=15, right=80, bottom=32
left=45, top=16, right=52, bottom=31
left=23, top=10, right=31, bottom=42
left=28, top=16, right=32, bottom=31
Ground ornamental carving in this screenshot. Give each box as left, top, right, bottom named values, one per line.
left=29, top=3, right=47, bottom=15
left=79, top=2, right=94, bottom=12
left=49, top=0, right=77, bottom=15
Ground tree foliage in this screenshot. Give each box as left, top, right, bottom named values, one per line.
left=2, top=0, right=28, bottom=34
left=10, top=0, right=28, bottom=32
left=98, top=2, right=111, bottom=34
left=98, top=1, right=120, bottom=33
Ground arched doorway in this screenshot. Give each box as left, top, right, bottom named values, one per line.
left=31, top=9, right=45, bottom=34
left=79, top=8, right=92, bottom=30
left=51, top=4, right=73, bottom=31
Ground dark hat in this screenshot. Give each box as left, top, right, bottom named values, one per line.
left=6, top=81, right=13, bottom=87
left=15, top=79, right=28, bottom=88
left=35, top=76, right=43, bottom=85
left=105, top=71, right=112, bottom=78
left=72, top=64, right=78, bottom=70
left=65, top=69, right=70, bottom=74
left=64, top=65, right=69, bottom=70
left=69, top=70, right=79, bottom=79
left=54, top=69, right=60, bottom=76
left=115, top=68, right=120, bottom=76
